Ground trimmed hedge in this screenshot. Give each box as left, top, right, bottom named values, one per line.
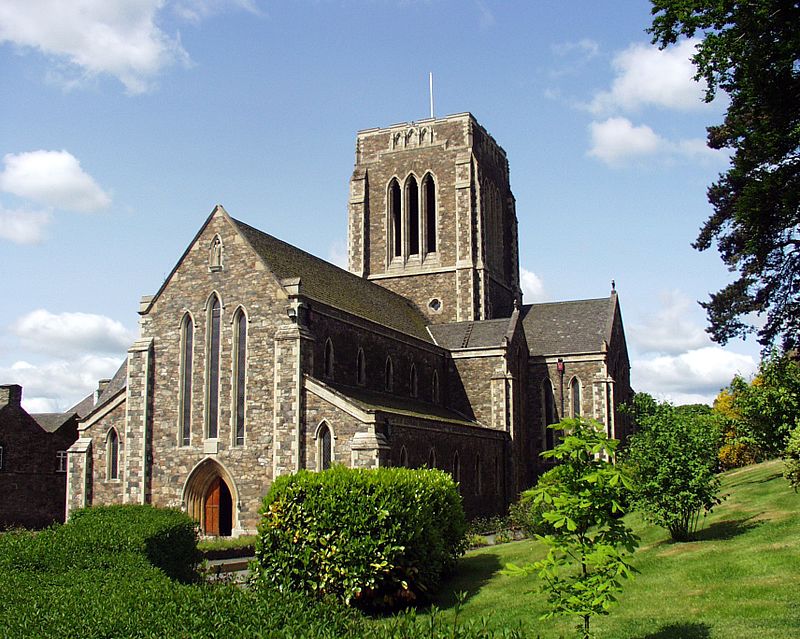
left=0, top=505, right=200, bottom=582
left=254, top=466, right=467, bottom=609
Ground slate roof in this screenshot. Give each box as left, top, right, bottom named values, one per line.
left=68, top=393, right=96, bottom=419
left=31, top=412, right=76, bottom=433
left=80, top=361, right=129, bottom=418
left=521, top=297, right=614, bottom=356
left=232, top=218, right=432, bottom=342
left=322, top=381, right=480, bottom=427
left=428, top=317, right=514, bottom=350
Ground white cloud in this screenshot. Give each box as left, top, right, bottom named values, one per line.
left=628, top=290, right=710, bottom=355
left=552, top=38, right=599, bottom=60
left=0, top=0, right=189, bottom=93
left=632, top=346, right=757, bottom=405
left=588, top=117, right=663, bottom=164
left=587, top=117, right=724, bottom=166
left=521, top=267, right=548, bottom=302
left=474, top=0, right=496, bottom=30
left=171, top=0, right=261, bottom=24
left=1, top=355, right=123, bottom=413
left=588, top=39, right=708, bottom=115
left=11, top=310, right=135, bottom=357
left=0, top=207, right=51, bottom=244
left=0, top=150, right=111, bottom=213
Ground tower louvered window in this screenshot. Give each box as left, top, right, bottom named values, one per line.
left=423, top=173, right=436, bottom=253
left=406, top=175, right=419, bottom=255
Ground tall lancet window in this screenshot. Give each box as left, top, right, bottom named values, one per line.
left=406, top=175, right=419, bottom=255
left=356, top=348, right=366, bottom=386
left=318, top=422, right=333, bottom=470
left=207, top=295, right=221, bottom=439
left=324, top=338, right=334, bottom=380
left=543, top=379, right=555, bottom=450
left=107, top=429, right=119, bottom=480
left=422, top=173, right=436, bottom=253
left=409, top=363, right=418, bottom=398
left=233, top=309, right=247, bottom=446
left=389, top=179, right=402, bottom=258
left=570, top=377, right=581, bottom=418
left=179, top=314, right=194, bottom=446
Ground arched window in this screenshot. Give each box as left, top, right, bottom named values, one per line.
left=495, top=456, right=501, bottom=495
left=432, top=370, right=440, bottom=403
left=206, top=295, right=221, bottom=439
left=324, top=338, right=334, bottom=379
left=356, top=348, right=366, bottom=386
left=422, top=173, right=436, bottom=253
left=318, top=422, right=333, bottom=470
left=179, top=313, right=193, bottom=446
left=385, top=357, right=394, bottom=391
left=389, top=179, right=402, bottom=258
left=107, top=429, right=119, bottom=480
left=542, top=378, right=555, bottom=450
left=233, top=309, right=247, bottom=446
left=409, top=363, right=418, bottom=398
left=406, top=175, right=419, bottom=255
left=428, top=448, right=436, bottom=469
left=475, top=454, right=482, bottom=495
left=452, top=451, right=461, bottom=486
left=570, top=376, right=581, bottom=418
left=399, top=445, right=408, bottom=467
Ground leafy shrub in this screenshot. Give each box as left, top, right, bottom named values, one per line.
left=508, top=467, right=566, bottom=538
left=718, top=441, right=760, bottom=470
left=784, top=426, right=800, bottom=492
left=466, top=533, right=489, bottom=548
left=622, top=394, right=725, bottom=541
left=465, top=515, right=509, bottom=536
left=254, top=466, right=466, bottom=609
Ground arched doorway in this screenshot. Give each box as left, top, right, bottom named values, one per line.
left=183, top=458, right=237, bottom=537
left=204, top=477, right=232, bottom=537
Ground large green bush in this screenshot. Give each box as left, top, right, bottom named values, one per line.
left=508, top=466, right=567, bottom=538
left=783, top=426, right=800, bottom=492
left=622, top=394, right=725, bottom=541
left=254, top=465, right=467, bottom=609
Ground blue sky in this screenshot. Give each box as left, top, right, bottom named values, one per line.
left=0, top=0, right=760, bottom=412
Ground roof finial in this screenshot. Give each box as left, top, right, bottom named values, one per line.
left=611, top=279, right=616, bottom=293
left=429, top=72, right=435, bottom=119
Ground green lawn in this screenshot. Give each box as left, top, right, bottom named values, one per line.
left=407, top=460, right=800, bottom=639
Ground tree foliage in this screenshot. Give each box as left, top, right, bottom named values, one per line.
left=504, top=419, right=638, bottom=639
left=724, top=352, right=800, bottom=457
left=783, top=425, right=800, bottom=492
left=623, top=394, right=724, bottom=541
left=650, top=0, right=800, bottom=350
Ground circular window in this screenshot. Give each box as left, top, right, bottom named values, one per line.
left=428, top=298, right=442, bottom=312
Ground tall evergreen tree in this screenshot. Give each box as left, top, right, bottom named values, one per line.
left=650, top=0, right=800, bottom=350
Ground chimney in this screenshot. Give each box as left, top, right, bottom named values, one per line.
left=94, top=378, right=111, bottom=405
left=0, top=384, right=22, bottom=408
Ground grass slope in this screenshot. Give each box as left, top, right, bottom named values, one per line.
left=414, top=460, right=800, bottom=639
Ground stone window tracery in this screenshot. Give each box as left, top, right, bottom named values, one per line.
left=386, top=173, right=437, bottom=264
left=56, top=450, right=67, bottom=473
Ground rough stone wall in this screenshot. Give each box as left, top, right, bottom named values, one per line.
left=0, top=401, right=78, bottom=528
left=308, top=305, right=446, bottom=403
left=87, top=400, right=127, bottom=506
left=351, top=114, right=520, bottom=324
left=389, top=419, right=508, bottom=518
left=303, top=391, right=367, bottom=470
left=449, top=355, right=503, bottom=426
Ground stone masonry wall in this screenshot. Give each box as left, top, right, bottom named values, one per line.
left=87, top=400, right=127, bottom=506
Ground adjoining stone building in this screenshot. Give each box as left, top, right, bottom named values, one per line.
left=67, top=113, right=632, bottom=536
left=0, top=384, right=80, bottom=528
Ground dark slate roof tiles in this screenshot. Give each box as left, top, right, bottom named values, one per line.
left=521, top=297, right=613, bottom=356
left=232, top=218, right=432, bottom=342
left=31, top=413, right=75, bottom=433
left=428, top=317, right=514, bottom=350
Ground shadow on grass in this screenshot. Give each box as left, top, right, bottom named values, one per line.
left=693, top=516, right=763, bottom=542
left=431, top=552, right=504, bottom=608
left=635, top=622, right=711, bottom=639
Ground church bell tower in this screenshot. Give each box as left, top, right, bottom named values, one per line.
left=347, top=113, right=522, bottom=323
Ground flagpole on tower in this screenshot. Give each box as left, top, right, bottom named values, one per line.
left=429, top=72, right=435, bottom=119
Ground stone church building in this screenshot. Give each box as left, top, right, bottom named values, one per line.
left=67, top=113, right=632, bottom=536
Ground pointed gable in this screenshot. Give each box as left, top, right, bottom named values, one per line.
left=521, top=296, right=615, bottom=356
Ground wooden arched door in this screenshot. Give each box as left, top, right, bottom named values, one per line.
left=203, top=476, right=233, bottom=536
